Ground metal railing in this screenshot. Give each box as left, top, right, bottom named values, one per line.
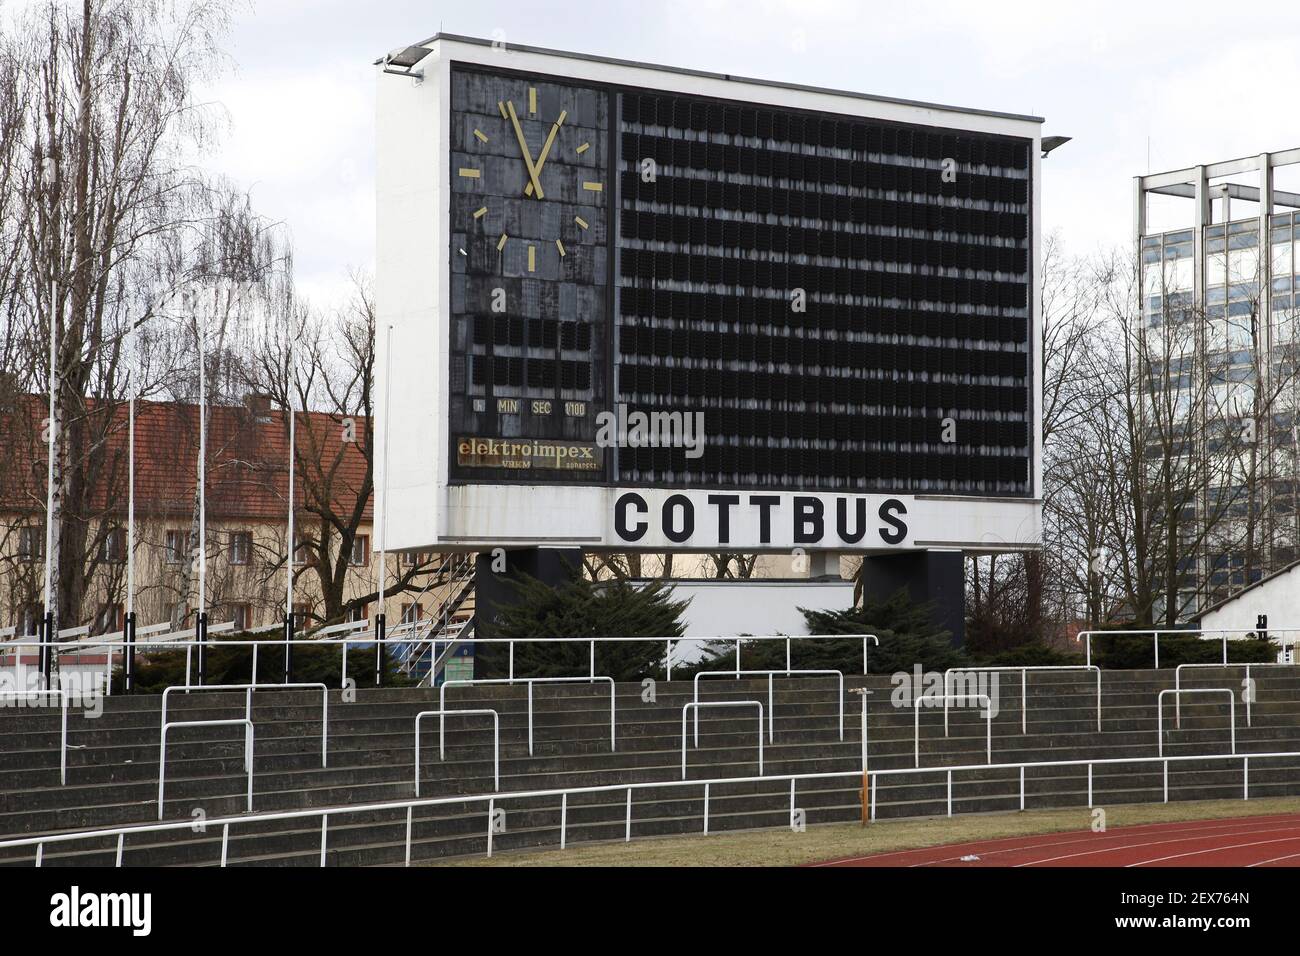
left=7, top=747, right=1300, bottom=866
left=943, top=665, right=1102, bottom=735
left=692, top=669, right=843, bottom=743
left=1174, top=662, right=1300, bottom=727
left=440, top=676, right=616, bottom=756
left=158, top=718, right=253, bottom=819
left=414, top=709, right=499, bottom=795
left=1157, top=688, right=1235, bottom=757
left=6, top=632, right=880, bottom=694
left=914, top=693, right=991, bottom=767
left=0, top=689, right=68, bottom=784
left=681, top=700, right=764, bottom=779
left=866, top=750, right=1297, bottom=820
left=451, top=633, right=879, bottom=682
left=1075, top=627, right=1300, bottom=668
left=160, top=683, right=328, bottom=767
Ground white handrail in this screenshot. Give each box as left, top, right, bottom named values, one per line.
left=414, top=709, right=499, bottom=795
left=0, top=689, right=68, bottom=784
left=158, top=718, right=253, bottom=819
left=914, top=693, right=991, bottom=767
left=14, top=632, right=880, bottom=691
left=440, top=676, right=616, bottom=756
left=1075, top=627, right=1300, bottom=668
left=11, top=748, right=1300, bottom=866
left=161, top=683, right=328, bottom=767
left=1157, top=688, right=1235, bottom=757
left=943, top=665, right=1102, bottom=735
left=692, top=669, right=844, bottom=743
left=1174, top=661, right=1300, bottom=727
left=681, top=700, right=764, bottom=779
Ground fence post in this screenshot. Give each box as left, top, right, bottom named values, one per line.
left=196, top=612, right=208, bottom=687
left=40, top=611, right=54, bottom=687
left=124, top=612, right=136, bottom=694
left=375, top=612, right=386, bottom=687
left=283, top=612, right=294, bottom=683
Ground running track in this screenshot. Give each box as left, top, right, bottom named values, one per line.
left=813, top=813, right=1300, bottom=867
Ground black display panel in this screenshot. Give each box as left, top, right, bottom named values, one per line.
left=448, top=66, right=611, bottom=481
left=615, top=92, right=1032, bottom=496
left=447, top=66, right=1033, bottom=497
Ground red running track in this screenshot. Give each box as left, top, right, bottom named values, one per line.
left=813, top=813, right=1300, bottom=867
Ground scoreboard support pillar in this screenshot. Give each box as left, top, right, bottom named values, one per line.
left=473, top=547, right=584, bottom=678
left=857, top=551, right=965, bottom=647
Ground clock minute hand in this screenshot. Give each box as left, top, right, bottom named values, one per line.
left=525, top=110, right=567, bottom=198
left=505, top=100, right=545, bottom=200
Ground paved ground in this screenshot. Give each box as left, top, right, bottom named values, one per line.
left=811, top=812, right=1300, bottom=867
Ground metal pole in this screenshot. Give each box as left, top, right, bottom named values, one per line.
left=197, top=612, right=208, bottom=686
left=43, top=271, right=58, bottom=679
left=124, top=612, right=135, bottom=694
left=286, top=314, right=295, bottom=639
left=376, top=325, right=393, bottom=687
left=198, top=290, right=207, bottom=625
left=127, top=313, right=136, bottom=633
left=284, top=612, right=294, bottom=683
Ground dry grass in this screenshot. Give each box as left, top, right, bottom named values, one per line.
left=437, top=796, right=1300, bottom=867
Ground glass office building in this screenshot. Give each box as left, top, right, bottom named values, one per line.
left=1135, top=149, right=1300, bottom=616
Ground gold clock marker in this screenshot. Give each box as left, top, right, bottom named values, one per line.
left=582, top=181, right=603, bottom=192
left=527, top=245, right=536, bottom=272
left=574, top=216, right=589, bottom=230
left=496, top=232, right=508, bottom=252
left=498, top=101, right=508, bottom=118
left=528, top=87, right=537, bottom=114
left=575, top=142, right=590, bottom=154
left=555, top=239, right=566, bottom=257
left=458, top=168, right=481, bottom=178
left=472, top=206, right=487, bottom=219
left=473, top=129, right=488, bottom=143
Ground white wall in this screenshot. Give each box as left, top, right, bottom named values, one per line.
left=657, top=578, right=856, bottom=638
left=1199, top=565, right=1300, bottom=660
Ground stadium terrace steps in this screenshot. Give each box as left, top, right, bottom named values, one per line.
left=1, top=667, right=1299, bottom=865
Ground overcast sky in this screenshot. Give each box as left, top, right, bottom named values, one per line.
left=198, top=0, right=1300, bottom=307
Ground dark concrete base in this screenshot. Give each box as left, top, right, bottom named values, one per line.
left=858, top=550, right=965, bottom=646
left=473, top=547, right=583, bottom=638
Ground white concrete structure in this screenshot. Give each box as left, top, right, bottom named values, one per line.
left=1198, top=561, right=1300, bottom=662
left=375, top=34, right=1044, bottom=556
left=662, top=578, right=855, bottom=638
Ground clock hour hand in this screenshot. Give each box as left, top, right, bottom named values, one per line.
left=504, top=100, right=545, bottom=200
left=525, top=110, right=567, bottom=198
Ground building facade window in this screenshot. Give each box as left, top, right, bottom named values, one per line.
left=165, top=530, right=192, bottom=565
left=350, top=534, right=369, bottom=567
left=229, top=531, right=252, bottom=566
left=17, top=526, right=42, bottom=562
left=230, top=603, right=253, bottom=631
left=101, top=527, right=127, bottom=564
left=94, top=603, right=124, bottom=635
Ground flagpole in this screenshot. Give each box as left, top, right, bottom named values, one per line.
left=287, top=312, right=295, bottom=622
left=198, top=290, right=207, bottom=619
left=376, top=324, right=393, bottom=684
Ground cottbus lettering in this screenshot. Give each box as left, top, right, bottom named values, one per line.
left=611, top=492, right=910, bottom=547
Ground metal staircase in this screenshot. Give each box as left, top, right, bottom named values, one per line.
left=391, top=554, right=476, bottom=686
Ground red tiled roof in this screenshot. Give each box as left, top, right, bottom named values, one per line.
left=0, top=394, right=372, bottom=523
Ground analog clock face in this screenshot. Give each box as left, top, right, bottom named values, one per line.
left=448, top=68, right=610, bottom=481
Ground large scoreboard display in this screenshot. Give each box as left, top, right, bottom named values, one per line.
left=446, top=62, right=1032, bottom=498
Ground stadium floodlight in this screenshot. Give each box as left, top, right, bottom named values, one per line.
left=382, top=45, right=431, bottom=80
left=1041, top=135, right=1072, bottom=158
